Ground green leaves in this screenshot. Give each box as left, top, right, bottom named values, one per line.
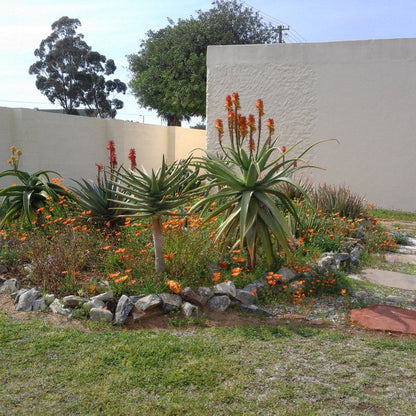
left=0, top=169, right=70, bottom=228
left=128, top=1, right=278, bottom=124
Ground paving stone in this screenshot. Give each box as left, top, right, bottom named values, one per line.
left=351, top=305, right=416, bottom=334
left=16, top=288, right=40, bottom=312
left=91, top=291, right=114, bottom=302
left=363, top=268, right=416, bottom=291
left=0, top=279, right=20, bottom=294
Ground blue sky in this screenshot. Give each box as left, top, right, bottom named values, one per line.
left=1, top=0, right=415, bottom=125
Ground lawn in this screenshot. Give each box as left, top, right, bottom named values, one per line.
left=1, top=313, right=415, bottom=416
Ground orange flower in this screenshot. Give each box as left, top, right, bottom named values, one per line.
left=163, top=252, right=174, bottom=260
left=115, top=275, right=128, bottom=283
left=340, top=289, right=347, bottom=296
left=251, top=289, right=257, bottom=295
left=166, top=279, right=181, bottom=294
left=212, top=272, right=221, bottom=283
left=115, top=248, right=126, bottom=253
left=230, top=267, right=242, bottom=278
left=108, top=272, right=121, bottom=279
left=103, top=245, right=112, bottom=250
left=232, top=257, right=245, bottom=263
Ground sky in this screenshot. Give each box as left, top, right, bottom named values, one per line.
left=1, top=0, right=415, bottom=126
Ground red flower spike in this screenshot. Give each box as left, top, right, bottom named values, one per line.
left=128, top=148, right=137, bottom=170
left=224, top=95, right=233, bottom=110
left=256, top=99, right=264, bottom=116
left=231, top=92, right=241, bottom=109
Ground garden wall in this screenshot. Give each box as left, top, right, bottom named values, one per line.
left=0, top=107, right=205, bottom=187
left=206, top=38, right=416, bottom=211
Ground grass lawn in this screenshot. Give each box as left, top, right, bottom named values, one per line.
left=1, top=313, right=415, bottom=416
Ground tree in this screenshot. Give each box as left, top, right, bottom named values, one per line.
left=128, top=0, right=278, bottom=126
left=29, top=16, right=127, bottom=118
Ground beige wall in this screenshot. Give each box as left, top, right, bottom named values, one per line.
left=206, top=38, right=416, bottom=211
left=0, top=107, right=205, bottom=188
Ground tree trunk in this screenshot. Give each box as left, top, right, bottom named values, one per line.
left=152, top=215, right=166, bottom=273
left=166, top=115, right=182, bottom=126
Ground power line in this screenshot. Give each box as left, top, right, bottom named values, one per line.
left=242, top=1, right=307, bottom=43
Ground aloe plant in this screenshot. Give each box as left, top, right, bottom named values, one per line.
left=71, top=170, right=129, bottom=226
left=192, top=93, right=323, bottom=269
left=0, top=168, right=71, bottom=227
left=111, top=156, right=200, bottom=273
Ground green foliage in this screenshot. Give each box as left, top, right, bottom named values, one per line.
left=29, top=16, right=126, bottom=118
left=128, top=0, right=278, bottom=124
left=0, top=168, right=71, bottom=228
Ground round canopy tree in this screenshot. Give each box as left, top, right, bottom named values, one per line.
left=128, top=0, right=278, bottom=126
left=29, top=16, right=127, bottom=118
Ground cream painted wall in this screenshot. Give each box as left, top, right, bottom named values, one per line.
left=0, top=107, right=205, bottom=188
left=206, top=39, right=416, bottom=211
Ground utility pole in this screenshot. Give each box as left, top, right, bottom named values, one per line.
left=277, top=25, right=290, bottom=43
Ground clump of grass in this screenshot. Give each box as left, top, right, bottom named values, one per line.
left=311, top=183, right=367, bottom=219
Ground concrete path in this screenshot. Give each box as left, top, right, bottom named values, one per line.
left=361, top=268, right=416, bottom=291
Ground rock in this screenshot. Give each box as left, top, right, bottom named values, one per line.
left=214, top=281, right=236, bottom=298
left=277, top=267, right=297, bottom=282
left=243, top=278, right=268, bottom=293
left=206, top=295, right=231, bottom=311
left=49, top=298, right=65, bottom=314
left=89, top=307, right=113, bottom=322
left=23, top=264, right=35, bottom=275
left=0, top=264, right=8, bottom=274
left=131, top=306, right=164, bottom=321
left=44, top=294, right=56, bottom=306
left=396, top=245, right=416, bottom=255
left=350, top=245, right=365, bottom=263
left=16, top=288, right=40, bottom=312
left=0, top=278, right=20, bottom=294
left=182, top=301, right=198, bottom=317
left=318, top=254, right=336, bottom=269
left=32, top=297, right=47, bottom=311
left=235, top=289, right=257, bottom=305
left=63, top=295, right=86, bottom=308
left=60, top=308, right=73, bottom=318
left=129, top=295, right=145, bottom=304
left=83, top=299, right=105, bottom=311
left=407, top=237, right=416, bottom=246
left=91, top=291, right=114, bottom=302
left=134, top=294, right=161, bottom=311
left=159, top=293, right=182, bottom=312
left=197, top=287, right=214, bottom=303
left=334, top=253, right=351, bottom=267
left=114, top=295, right=134, bottom=325
left=181, top=287, right=205, bottom=307
left=12, top=288, right=29, bottom=303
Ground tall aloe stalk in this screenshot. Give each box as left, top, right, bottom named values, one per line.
left=193, top=93, right=323, bottom=269
left=111, top=156, right=200, bottom=274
